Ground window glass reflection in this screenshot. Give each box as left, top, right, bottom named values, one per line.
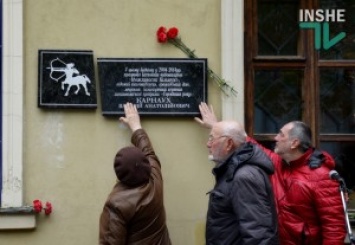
left=319, top=0, right=355, bottom=60
left=320, top=69, right=355, bottom=133
left=254, top=70, right=303, bottom=133
left=257, top=0, right=300, bottom=55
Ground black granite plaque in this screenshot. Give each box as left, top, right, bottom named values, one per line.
left=38, top=50, right=97, bottom=108
left=98, top=58, right=207, bottom=116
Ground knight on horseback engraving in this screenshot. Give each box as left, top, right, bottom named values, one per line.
left=47, top=58, right=91, bottom=97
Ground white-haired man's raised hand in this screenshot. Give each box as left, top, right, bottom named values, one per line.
left=194, top=102, right=218, bottom=129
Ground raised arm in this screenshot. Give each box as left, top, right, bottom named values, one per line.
left=119, top=102, right=142, bottom=132
left=194, top=102, right=218, bottom=129
left=194, top=102, right=281, bottom=166
left=119, top=102, right=162, bottom=171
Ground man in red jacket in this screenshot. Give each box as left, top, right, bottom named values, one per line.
left=195, top=102, right=346, bottom=245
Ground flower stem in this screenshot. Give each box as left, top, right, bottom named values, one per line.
left=168, top=38, right=237, bottom=97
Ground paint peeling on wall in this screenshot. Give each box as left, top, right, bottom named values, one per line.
left=41, top=114, right=65, bottom=168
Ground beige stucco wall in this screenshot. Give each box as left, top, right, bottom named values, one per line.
left=1, top=0, right=223, bottom=244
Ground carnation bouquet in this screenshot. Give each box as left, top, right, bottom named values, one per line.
left=156, top=26, right=237, bottom=96
left=0, top=199, right=53, bottom=215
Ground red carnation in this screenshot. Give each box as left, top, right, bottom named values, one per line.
left=167, top=27, right=179, bottom=39
left=155, top=25, right=237, bottom=96
left=156, top=26, right=169, bottom=43
left=156, top=26, right=167, bottom=36
left=33, top=199, right=43, bottom=213
left=157, top=32, right=168, bottom=43
left=44, top=202, right=53, bottom=215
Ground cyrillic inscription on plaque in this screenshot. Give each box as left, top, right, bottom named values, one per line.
left=98, top=58, right=207, bottom=116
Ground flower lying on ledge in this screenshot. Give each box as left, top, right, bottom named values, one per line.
left=156, top=26, right=238, bottom=96
left=0, top=199, right=53, bottom=215
left=33, top=199, right=53, bottom=215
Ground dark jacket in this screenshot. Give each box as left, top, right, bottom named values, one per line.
left=99, top=129, right=171, bottom=245
left=206, top=142, right=279, bottom=245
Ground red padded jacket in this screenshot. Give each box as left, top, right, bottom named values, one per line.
left=248, top=137, right=346, bottom=245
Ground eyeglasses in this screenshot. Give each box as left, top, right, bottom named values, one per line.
left=207, top=135, right=228, bottom=143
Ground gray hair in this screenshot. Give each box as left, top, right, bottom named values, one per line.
left=221, top=121, right=247, bottom=145
left=288, top=121, right=312, bottom=152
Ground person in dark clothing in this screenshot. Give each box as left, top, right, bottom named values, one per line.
left=204, top=120, right=279, bottom=245
left=99, top=103, right=171, bottom=245
left=196, top=102, right=346, bottom=245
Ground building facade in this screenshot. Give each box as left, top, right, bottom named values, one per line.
left=0, top=0, right=354, bottom=244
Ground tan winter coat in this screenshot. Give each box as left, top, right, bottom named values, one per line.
left=99, top=129, right=171, bottom=245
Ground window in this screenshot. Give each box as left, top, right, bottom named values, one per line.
left=245, top=0, right=355, bottom=208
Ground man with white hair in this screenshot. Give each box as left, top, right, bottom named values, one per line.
left=203, top=120, right=279, bottom=244
left=196, top=102, right=346, bottom=245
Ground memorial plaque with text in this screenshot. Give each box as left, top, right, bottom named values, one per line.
left=98, top=58, right=207, bottom=116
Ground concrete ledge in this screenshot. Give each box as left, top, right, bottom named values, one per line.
left=0, top=213, right=36, bottom=230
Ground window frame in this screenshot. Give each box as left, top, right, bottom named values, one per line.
left=244, top=0, right=355, bottom=145
left=221, top=0, right=244, bottom=123
left=1, top=0, right=24, bottom=207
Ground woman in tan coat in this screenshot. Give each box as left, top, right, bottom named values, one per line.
left=99, top=103, right=171, bottom=245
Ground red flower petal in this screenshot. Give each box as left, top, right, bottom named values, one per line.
left=33, top=199, right=43, bottom=213
left=156, top=26, right=167, bottom=36
left=157, top=32, right=168, bottom=43
left=44, top=202, right=52, bottom=215
left=167, top=27, right=179, bottom=39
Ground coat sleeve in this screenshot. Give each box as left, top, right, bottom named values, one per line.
left=131, top=129, right=163, bottom=181
left=232, top=167, right=277, bottom=245
left=99, top=203, right=128, bottom=245
left=312, top=163, right=346, bottom=245
left=246, top=136, right=282, bottom=169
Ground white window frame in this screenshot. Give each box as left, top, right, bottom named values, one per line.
left=2, top=0, right=24, bottom=207
left=221, top=0, right=244, bottom=123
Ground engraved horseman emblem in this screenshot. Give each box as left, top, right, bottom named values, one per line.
left=47, top=58, right=91, bottom=97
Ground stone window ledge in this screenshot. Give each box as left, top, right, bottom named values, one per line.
left=0, top=208, right=36, bottom=230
